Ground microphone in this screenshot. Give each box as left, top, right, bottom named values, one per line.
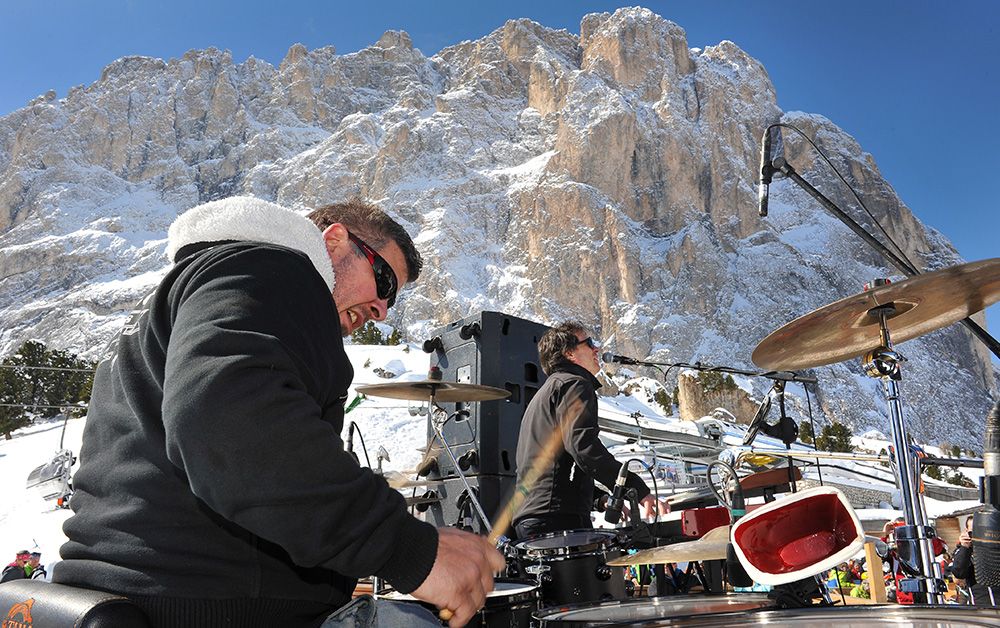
left=758, top=126, right=774, bottom=217
left=725, top=482, right=753, bottom=587
left=605, top=462, right=631, bottom=524
left=973, top=400, right=1000, bottom=586
left=602, top=352, right=639, bottom=365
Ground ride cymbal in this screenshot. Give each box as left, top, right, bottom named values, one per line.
left=356, top=381, right=511, bottom=402
left=752, top=258, right=1000, bottom=371
left=607, top=525, right=731, bottom=566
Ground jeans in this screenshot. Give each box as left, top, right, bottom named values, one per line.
left=320, top=595, right=443, bottom=627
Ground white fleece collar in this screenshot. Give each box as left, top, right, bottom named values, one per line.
left=166, top=196, right=335, bottom=293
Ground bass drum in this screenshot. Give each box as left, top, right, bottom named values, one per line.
left=534, top=594, right=775, bottom=626
left=512, top=529, right=624, bottom=607
left=379, top=578, right=538, bottom=627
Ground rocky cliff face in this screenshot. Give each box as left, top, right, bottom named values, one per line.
left=0, top=7, right=994, bottom=448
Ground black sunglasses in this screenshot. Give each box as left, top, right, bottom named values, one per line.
left=573, top=336, right=600, bottom=349
left=348, top=232, right=399, bottom=308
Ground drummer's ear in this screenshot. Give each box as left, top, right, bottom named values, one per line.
left=322, top=223, right=351, bottom=258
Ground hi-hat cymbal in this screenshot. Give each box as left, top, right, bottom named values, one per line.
left=752, top=258, right=1000, bottom=371
left=356, top=380, right=511, bottom=402
left=607, top=525, right=731, bottom=566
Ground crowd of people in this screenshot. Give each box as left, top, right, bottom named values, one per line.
left=0, top=550, right=46, bottom=583
left=822, top=515, right=992, bottom=606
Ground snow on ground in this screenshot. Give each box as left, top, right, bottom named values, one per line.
left=0, top=341, right=985, bottom=578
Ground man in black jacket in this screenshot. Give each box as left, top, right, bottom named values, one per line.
left=55, top=196, right=503, bottom=627
left=512, top=321, right=657, bottom=539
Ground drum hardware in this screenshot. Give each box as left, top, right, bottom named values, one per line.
left=357, top=370, right=510, bottom=535
left=760, top=126, right=1000, bottom=361
left=533, top=593, right=777, bottom=626
left=752, top=261, right=1000, bottom=603
left=512, top=529, right=626, bottom=607
left=375, top=445, right=390, bottom=474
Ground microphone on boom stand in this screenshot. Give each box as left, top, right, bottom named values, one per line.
left=605, top=462, right=631, bottom=525
left=758, top=126, right=775, bottom=217
left=973, top=400, right=1000, bottom=587
left=602, top=352, right=640, bottom=366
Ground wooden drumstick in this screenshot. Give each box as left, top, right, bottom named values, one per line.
left=438, top=397, right=584, bottom=623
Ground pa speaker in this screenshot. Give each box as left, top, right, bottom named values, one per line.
left=424, top=311, right=550, bottom=478
left=425, top=474, right=513, bottom=535
left=731, top=486, right=864, bottom=585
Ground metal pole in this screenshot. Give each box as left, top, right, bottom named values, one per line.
left=429, top=392, right=493, bottom=534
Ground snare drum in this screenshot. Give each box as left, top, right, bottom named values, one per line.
left=534, top=593, right=775, bottom=626
left=512, top=529, right=625, bottom=607
left=379, top=578, right=538, bottom=627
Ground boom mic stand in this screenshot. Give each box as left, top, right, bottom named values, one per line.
left=766, top=155, right=1000, bottom=361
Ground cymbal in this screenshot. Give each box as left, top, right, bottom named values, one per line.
left=607, top=525, right=730, bottom=566
left=356, top=381, right=511, bottom=402
left=752, top=258, right=1000, bottom=371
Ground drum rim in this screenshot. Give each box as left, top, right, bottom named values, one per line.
left=513, top=528, right=620, bottom=556
left=533, top=592, right=775, bottom=621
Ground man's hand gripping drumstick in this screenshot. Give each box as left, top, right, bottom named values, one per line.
left=419, top=397, right=585, bottom=627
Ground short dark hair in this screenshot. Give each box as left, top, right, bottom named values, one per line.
left=307, top=199, right=423, bottom=283
left=538, top=320, right=587, bottom=375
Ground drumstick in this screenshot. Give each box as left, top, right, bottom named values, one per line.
left=438, top=396, right=585, bottom=623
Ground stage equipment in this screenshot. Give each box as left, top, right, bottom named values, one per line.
left=753, top=261, right=1000, bottom=603
left=757, top=124, right=1000, bottom=361
left=511, top=529, right=625, bottom=607
left=730, top=486, right=864, bottom=586
left=974, top=400, right=1000, bottom=587
left=533, top=593, right=776, bottom=626
left=606, top=524, right=730, bottom=566
left=356, top=372, right=510, bottom=535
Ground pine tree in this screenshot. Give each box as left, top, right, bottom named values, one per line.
left=814, top=421, right=854, bottom=453
left=800, top=420, right=815, bottom=445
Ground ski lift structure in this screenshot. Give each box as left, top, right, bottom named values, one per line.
left=24, top=411, right=79, bottom=508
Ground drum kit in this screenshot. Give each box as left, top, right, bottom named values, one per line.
left=356, top=258, right=1000, bottom=625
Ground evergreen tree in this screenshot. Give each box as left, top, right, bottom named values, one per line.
left=814, top=421, right=854, bottom=453
left=0, top=365, right=30, bottom=440
left=350, top=322, right=404, bottom=345
left=925, top=464, right=943, bottom=481
left=800, top=420, right=815, bottom=445
left=653, top=388, right=672, bottom=415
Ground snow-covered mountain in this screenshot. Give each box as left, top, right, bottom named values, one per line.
left=0, top=7, right=995, bottom=448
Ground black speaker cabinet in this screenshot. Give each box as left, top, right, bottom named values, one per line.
left=423, top=311, right=550, bottom=479
left=424, top=474, right=512, bottom=535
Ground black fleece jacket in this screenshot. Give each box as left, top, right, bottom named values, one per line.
left=55, top=241, right=437, bottom=627
left=512, top=361, right=649, bottom=524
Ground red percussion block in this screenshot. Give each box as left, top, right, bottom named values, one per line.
left=681, top=506, right=732, bottom=538
left=731, top=486, right=864, bottom=585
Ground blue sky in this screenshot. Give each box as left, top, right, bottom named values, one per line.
left=2, top=1, right=997, bottom=333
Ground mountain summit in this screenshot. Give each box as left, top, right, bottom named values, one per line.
left=0, top=7, right=994, bottom=447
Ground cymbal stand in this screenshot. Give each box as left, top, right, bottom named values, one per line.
left=862, top=302, right=942, bottom=603
left=426, top=384, right=493, bottom=534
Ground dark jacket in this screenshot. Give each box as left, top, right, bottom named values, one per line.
left=0, top=565, right=27, bottom=583
left=55, top=227, right=436, bottom=627
left=952, top=544, right=999, bottom=605
left=512, top=361, right=649, bottom=525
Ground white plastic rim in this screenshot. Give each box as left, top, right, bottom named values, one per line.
left=730, top=485, right=864, bottom=586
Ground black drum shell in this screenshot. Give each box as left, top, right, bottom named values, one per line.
left=512, top=529, right=625, bottom=607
